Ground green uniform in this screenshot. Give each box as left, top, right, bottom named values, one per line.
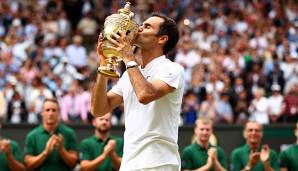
left=24, top=123, right=78, bottom=171
left=80, top=135, right=123, bottom=171
left=231, top=144, right=279, bottom=171
left=181, top=142, right=227, bottom=170
left=0, top=140, right=23, bottom=171
left=280, top=144, right=298, bottom=171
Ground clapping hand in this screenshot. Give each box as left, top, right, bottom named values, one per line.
left=44, top=135, right=56, bottom=156
left=103, top=140, right=116, bottom=157
left=248, top=150, right=261, bottom=168
left=260, top=144, right=270, bottom=163
left=208, top=147, right=218, bottom=161
left=0, top=139, right=11, bottom=156
left=55, top=134, right=64, bottom=151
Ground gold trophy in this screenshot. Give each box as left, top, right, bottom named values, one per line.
left=98, top=2, right=139, bottom=78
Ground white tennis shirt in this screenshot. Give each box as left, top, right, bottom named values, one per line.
left=111, top=55, right=184, bottom=170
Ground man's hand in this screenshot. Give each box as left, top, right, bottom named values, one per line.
left=97, top=33, right=107, bottom=66
left=55, top=134, right=64, bottom=151
left=248, top=151, right=261, bottom=168
left=103, top=140, right=116, bottom=157
left=44, top=135, right=56, bottom=156
left=0, top=139, right=11, bottom=156
left=208, top=147, right=218, bottom=161
left=107, top=31, right=135, bottom=64
left=260, top=144, right=270, bottom=163
left=205, top=155, right=213, bottom=170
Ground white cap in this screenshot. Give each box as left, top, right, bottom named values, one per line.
left=271, top=84, right=281, bottom=91
left=12, top=18, right=21, bottom=27
left=7, top=75, right=17, bottom=85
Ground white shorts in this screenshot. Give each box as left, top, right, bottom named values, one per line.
left=132, top=164, right=179, bottom=171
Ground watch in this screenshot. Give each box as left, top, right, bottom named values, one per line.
left=126, top=61, right=138, bottom=69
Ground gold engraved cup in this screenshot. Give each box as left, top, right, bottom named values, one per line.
left=98, top=2, right=138, bottom=78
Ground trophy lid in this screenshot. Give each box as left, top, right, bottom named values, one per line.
left=118, top=2, right=134, bottom=18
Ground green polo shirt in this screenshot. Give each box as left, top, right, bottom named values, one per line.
left=80, top=135, right=123, bottom=171
left=181, top=142, right=227, bottom=170
left=0, top=140, right=23, bottom=171
left=231, top=144, right=279, bottom=171
left=280, top=144, right=298, bottom=171
left=24, top=123, right=78, bottom=171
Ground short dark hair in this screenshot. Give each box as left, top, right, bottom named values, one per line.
left=42, top=98, right=60, bottom=110
left=152, top=13, right=179, bottom=55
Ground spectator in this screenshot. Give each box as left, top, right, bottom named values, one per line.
left=19, top=60, right=39, bottom=84
left=182, top=89, right=199, bottom=125
left=80, top=113, right=123, bottom=171
left=65, top=35, right=88, bottom=69
left=282, top=83, right=298, bottom=122
left=24, top=98, right=78, bottom=171
left=77, top=12, right=98, bottom=50
left=279, top=122, right=298, bottom=171
left=234, top=90, right=249, bottom=124
left=215, top=92, right=233, bottom=124
left=175, top=35, right=200, bottom=84
left=61, top=83, right=89, bottom=124
left=265, top=54, right=285, bottom=92
left=248, top=88, right=270, bottom=124
left=7, top=91, right=27, bottom=123
left=181, top=116, right=227, bottom=171
left=268, top=84, right=285, bottom=123
left=26, top=76, right=53, bottom=115
left=53, top=57, right=84, bottom=90
left=57, top=11, right=72, bottom=38
left=43, top=36, right=60, bottom=60
left=189, top=64, right=207, bottom=103
left=280, top=53, right=297, bottom=82
left=246, top=62, right=266, bottom=98
left=79, top=82, right=92, bottom=123
left=199, top=91, right=217, bottom=122
left=0, top=138, right=25, bottom=171
left=2, top=77, right=18, bottom=103
left=231, top=121, right=279, bottom=171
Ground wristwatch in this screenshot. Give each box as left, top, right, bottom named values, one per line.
left=126, top=61, right=138, bottom=69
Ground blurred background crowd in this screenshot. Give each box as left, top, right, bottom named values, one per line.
left=0, top=0, right=297, bottom=126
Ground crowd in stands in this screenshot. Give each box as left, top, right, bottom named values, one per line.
left=0, top=0, right=298, bottom=125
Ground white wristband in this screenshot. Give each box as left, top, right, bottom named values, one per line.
left=126, top=61, right=138, bottom=69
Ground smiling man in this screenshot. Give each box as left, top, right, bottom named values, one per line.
left=91, top=13, right=184, bottom=171
left=231, top=121, right=279, bottom=171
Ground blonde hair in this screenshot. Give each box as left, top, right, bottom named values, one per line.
left=195, top=116, right=213, bottom=128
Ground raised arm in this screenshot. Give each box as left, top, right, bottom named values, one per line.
left=91, top=34, right=123, bottom=117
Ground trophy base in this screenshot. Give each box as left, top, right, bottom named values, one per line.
left=98, top=66, right=120, bottom=78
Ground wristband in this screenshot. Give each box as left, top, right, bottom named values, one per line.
left=126, top=61, right=138, bottom=69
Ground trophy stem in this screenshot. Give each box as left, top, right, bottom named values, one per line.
left=97, top=58, right=120, bottom=78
